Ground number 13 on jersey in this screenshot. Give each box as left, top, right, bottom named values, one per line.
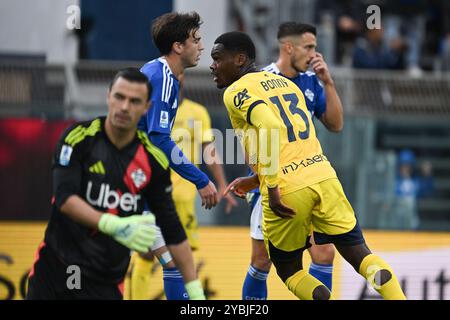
left=269, top=93, right=310, bottom=142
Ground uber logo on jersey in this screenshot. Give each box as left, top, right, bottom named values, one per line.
left=86, top=181, right=141, bottom=212
left=59, top=144, right=73, bottom=166
left=233, top=88, right=250, bottom=109
left=304, top=89, right=315, bottom=102
left=160, top=111, right=169, bottom=128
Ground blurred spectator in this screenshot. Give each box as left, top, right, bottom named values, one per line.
left=435, top=1, right=450, bottom=71
left=315, top=0, right=366, bottom=65
left=352, top=27, right=405, bottom=69
left=394, top=149, right=435, bottom=230
left=394, top=149, right=420, bottom=229
left=417, top=160, right=435, bottom=198
left=383, top=0, right=428, bottom=76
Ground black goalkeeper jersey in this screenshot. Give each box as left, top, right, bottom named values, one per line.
left=44, top=117, right=186, bottom=283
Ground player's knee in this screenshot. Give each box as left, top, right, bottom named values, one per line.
left=274, top=262, right=300, bottom=283
left=374, top=269, right=392, bottom=286
left=251, top=241, right=271, bottom=271
left=312, top=285, right=331, bottom=300
left=251, top=255, right=272, bottom=272
left=311, top=244, right=335, bottom=265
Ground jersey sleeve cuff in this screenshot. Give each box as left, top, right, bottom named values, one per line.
left=195, top=172, right=210, bottom=189
left=246, top=100, right=266, bottom=125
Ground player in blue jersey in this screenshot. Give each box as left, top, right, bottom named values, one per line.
left=240, top=22, right=344, bottom=300
left=128, top=12, right=217, bottom=300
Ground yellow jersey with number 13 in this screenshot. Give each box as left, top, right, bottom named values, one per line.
left=223, top=71, right=336, bottom=196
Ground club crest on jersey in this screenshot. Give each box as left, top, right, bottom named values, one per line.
left=59, top=144, right=73, bottom=166
left=304, top=89, right=315, bottom=102
left=160, top=111, right=169, bottom=128
left=233, top=88, right=250, bottom=109
left=131, top=168, right=147, bottom=189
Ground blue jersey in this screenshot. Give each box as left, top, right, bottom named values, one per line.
left=248, top=63, right=327, bottom=196
left=138, top=57, right=179, bottom=134
left=138, top=57, right=209, bottom=189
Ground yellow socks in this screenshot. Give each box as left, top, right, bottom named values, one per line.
left=125, top=253, right=154, bottom=300
left=359, top=254, right=406, bottom=300
left=285, top=270, right=334, bottom=300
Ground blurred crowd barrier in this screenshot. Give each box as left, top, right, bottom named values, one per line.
left=2, top=60, right=450, bottom=118
left=1, top=61, right=450, bottom=230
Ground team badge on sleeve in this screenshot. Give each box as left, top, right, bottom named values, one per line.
left=59, top=144, right=73, bottom=166
left=160, top=111, right=169, bottom=128
left=304, top=89, right=315, bottom=102
left=131, top=168, right=147, bottom=189
left=233, top=88, right=250, bottom=109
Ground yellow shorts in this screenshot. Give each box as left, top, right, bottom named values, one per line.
left=174, top=199, right=199, bottom=250
left=262, top=178, right=359, bottom=257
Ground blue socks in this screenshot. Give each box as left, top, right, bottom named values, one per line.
left=242, top=263, right=333, bottom=300
left=309, top=263, right=333, bottom=291
left=163, top=267, right=188, bottom=300
left=242, top=265, right=269, bottom=300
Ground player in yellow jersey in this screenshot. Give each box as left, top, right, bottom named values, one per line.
left=211, top=31, right=406, bottom=300
left=125, top=74, right=237, bottom=300
left=171, top=73, right=237, bottom=248
left=242, top=23, right=343, bottom=299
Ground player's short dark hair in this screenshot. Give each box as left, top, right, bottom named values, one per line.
left=109, top=68, right=152, bottom=101
left=214, top=31, right=256, bottom=60
left=151, top=11, right=202, bottom=55
left=277, top=22, right=316, bottom=39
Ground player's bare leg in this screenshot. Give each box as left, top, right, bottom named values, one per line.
left=308, top=234, right=335, bottom=290
left=251, top=239, right=272, bottom=272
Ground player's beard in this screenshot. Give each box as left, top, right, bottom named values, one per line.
left=112, top=113, right=133, bottom=131
left=291, top=54, right=307, bottom=73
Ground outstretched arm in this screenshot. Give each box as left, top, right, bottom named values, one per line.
left=150, top=132, right=218, bottom=209
left=203, top=142, right=237, bottom=213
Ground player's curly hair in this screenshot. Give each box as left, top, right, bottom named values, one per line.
left=151, top=11, right=203, bottom=55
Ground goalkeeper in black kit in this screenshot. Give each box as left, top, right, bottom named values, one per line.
left=26, top=68, right=204, bottom=300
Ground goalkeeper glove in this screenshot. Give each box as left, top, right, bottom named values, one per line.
left=98, top=213, right=156, bottom=253
left=185, top=279, right=206, bottom=300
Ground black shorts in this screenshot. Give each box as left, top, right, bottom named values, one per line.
left=267, top=221, right=366, bottom=263
left=313, top=220, right=366, bottom=246
left=26, top=243, right=122, bottom=300
left=268, top=236, right=312, bottom=263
